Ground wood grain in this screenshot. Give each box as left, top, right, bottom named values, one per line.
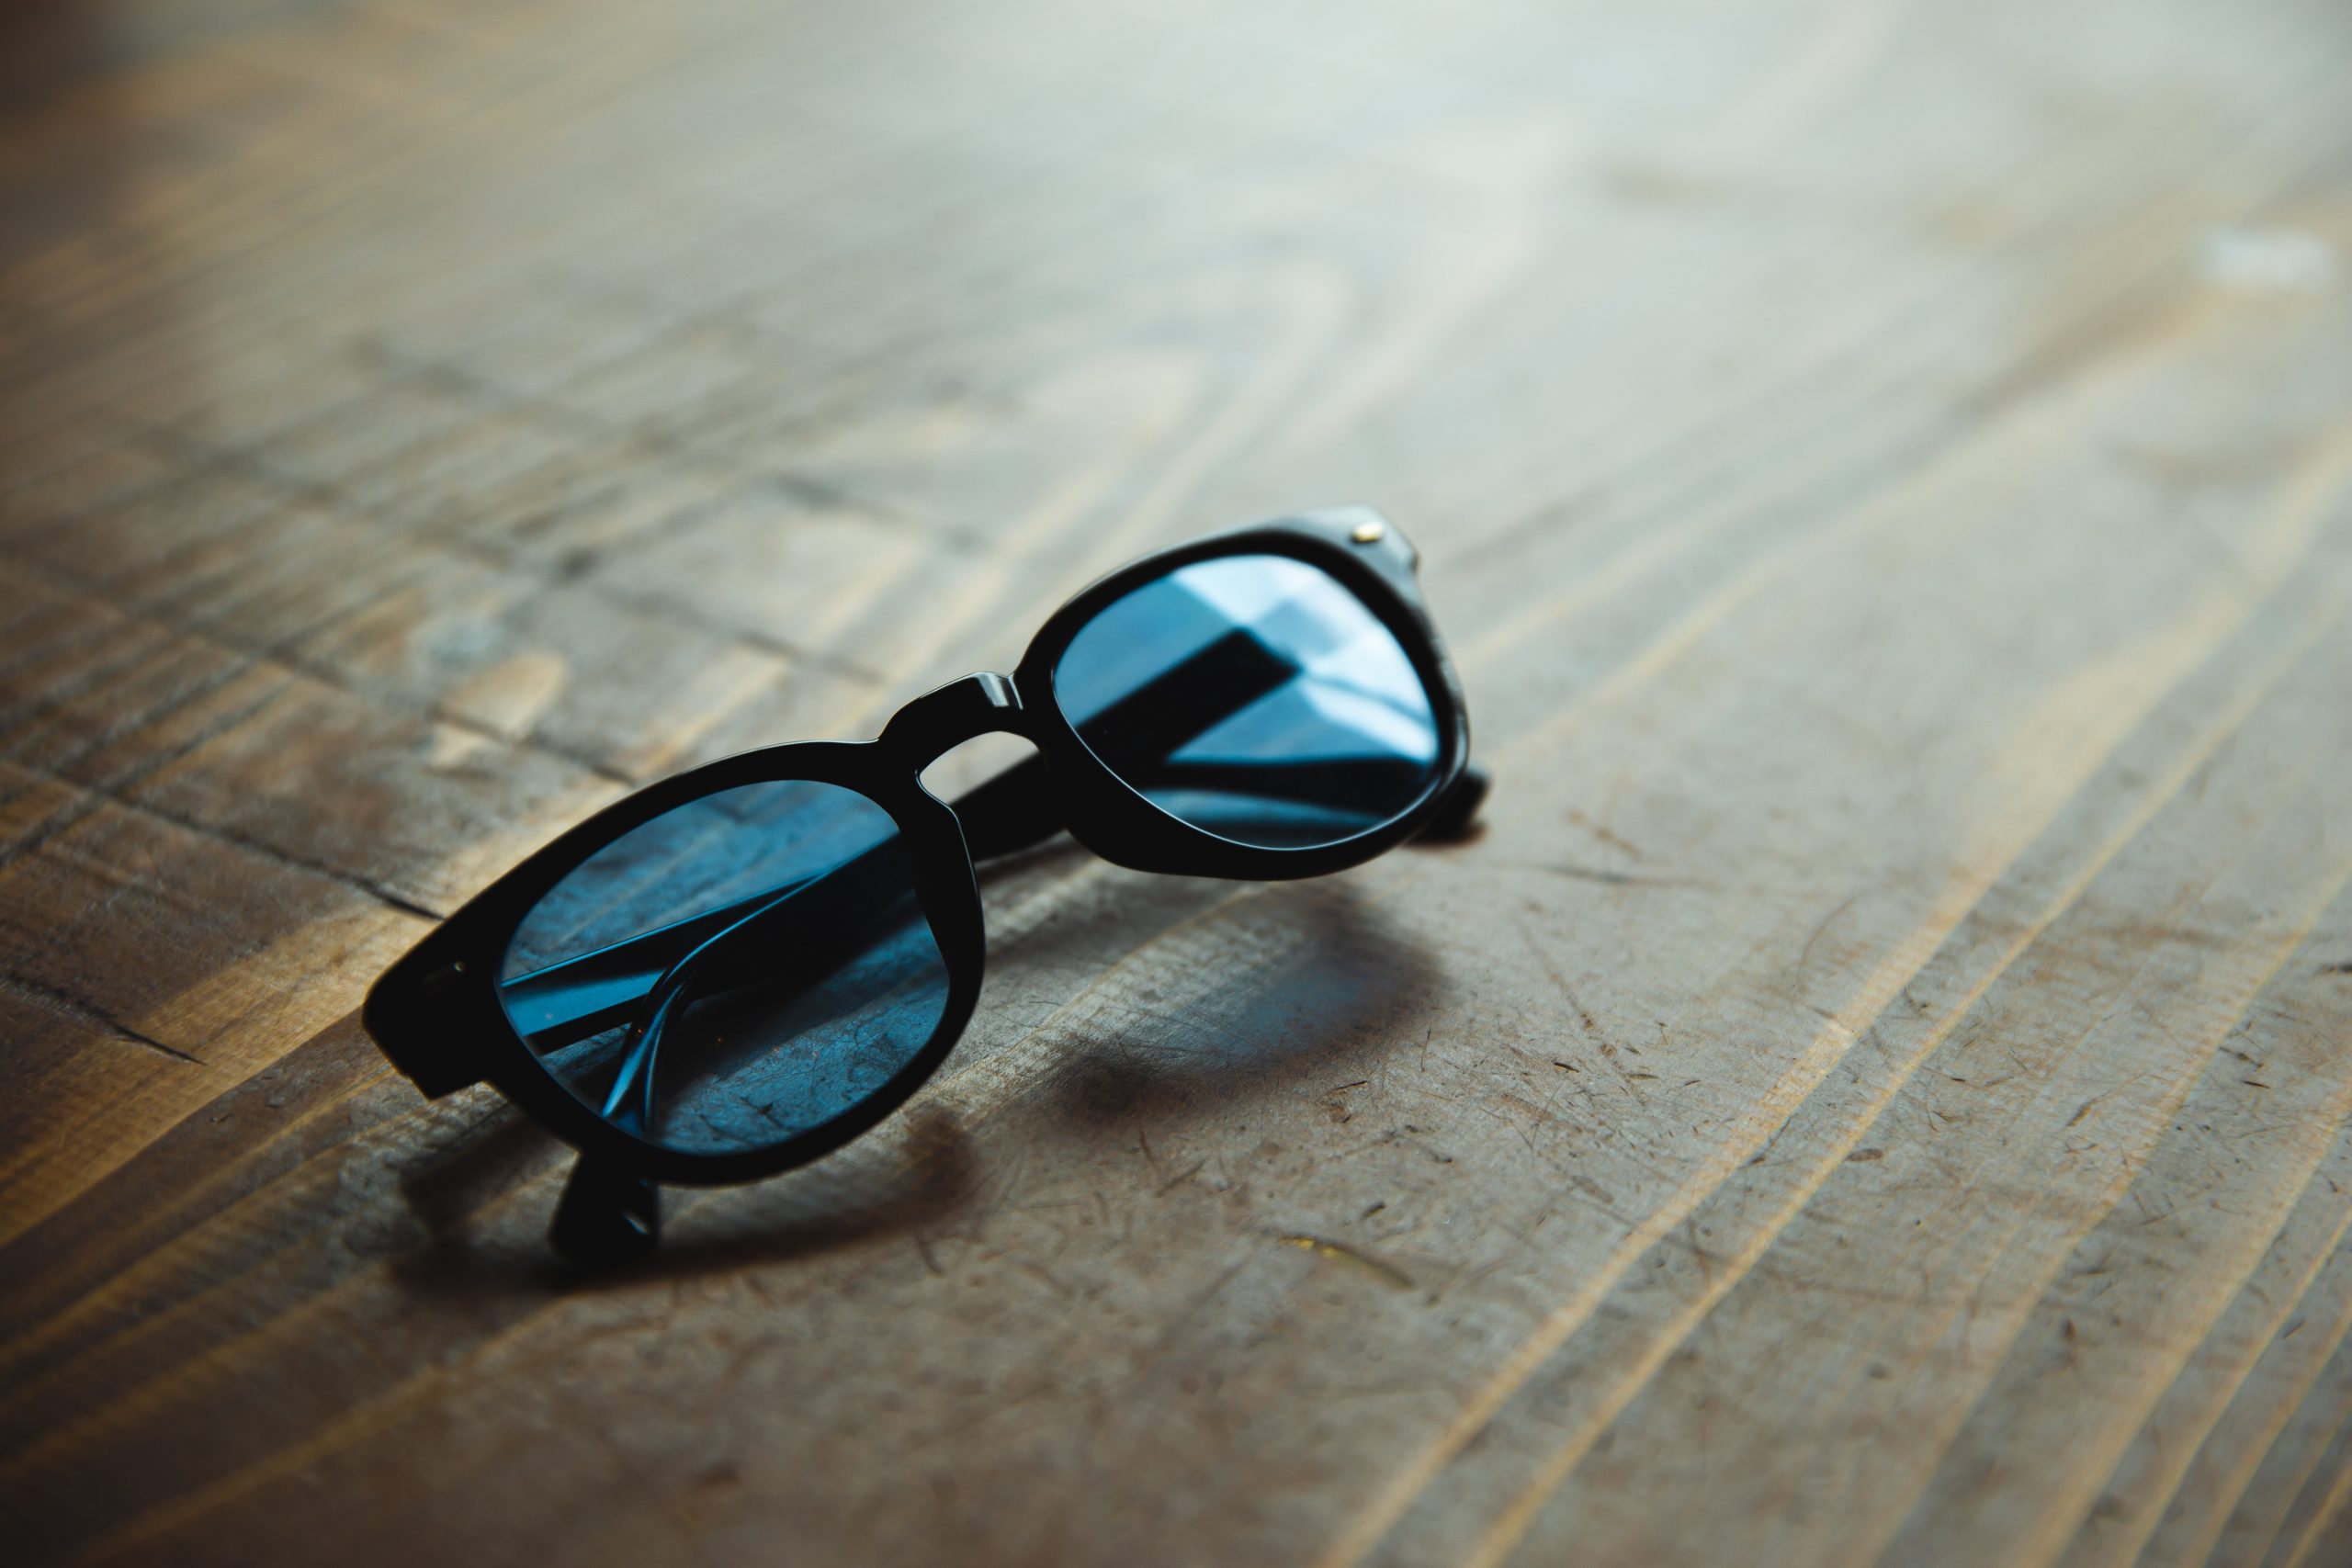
left=3, top=0, right=2350, bottom=1563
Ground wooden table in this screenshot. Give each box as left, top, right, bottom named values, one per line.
left=4, top=0, right=2350, bottom=1562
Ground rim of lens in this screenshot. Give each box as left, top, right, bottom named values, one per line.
left=1049, top=549, right=1445, bottom=850
left=494, top=776, right=954, bottom=1156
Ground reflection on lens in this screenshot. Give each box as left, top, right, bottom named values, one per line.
left=497, top=780, right=948, bottom=1156
left=1053, top=553, right=1442, bottom=849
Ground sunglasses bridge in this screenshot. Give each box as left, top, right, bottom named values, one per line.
left=876, top=671, right=1027, bottom=771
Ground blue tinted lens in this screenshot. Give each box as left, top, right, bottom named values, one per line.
left=498, top=780, right=949, bottom=1156
left=1053, top=553, right=1442, bottom=849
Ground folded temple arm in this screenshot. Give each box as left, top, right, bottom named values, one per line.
left=502, top=630, right=1487, bottom=1059
left=500, top=752, right=1486, bottom=1057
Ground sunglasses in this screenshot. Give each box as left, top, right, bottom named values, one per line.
left=362, top=506, right=1486, bottom=1263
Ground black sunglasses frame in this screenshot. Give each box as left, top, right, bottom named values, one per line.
left=362, top=506, right=1478, bottom=1253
